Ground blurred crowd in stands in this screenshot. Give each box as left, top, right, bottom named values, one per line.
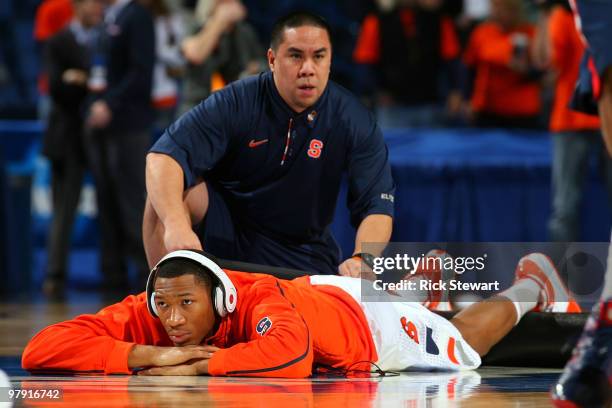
left=0, top=0, right=594, bottom=131
left=1, top=0, right=610, bottom=294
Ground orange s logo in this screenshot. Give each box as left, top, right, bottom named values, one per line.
left=400, top=316, right=419, bottom=344
left=307, top=139, right=324, bottom=159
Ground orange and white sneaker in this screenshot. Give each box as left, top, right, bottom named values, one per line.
left=515, top=252, right=582, bottom=313
left=409, top=249, right=454, bottom=312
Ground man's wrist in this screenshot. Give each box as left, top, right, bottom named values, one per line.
left=351, top=252, right=376, bottom=270
left=195, top=358, right=210, bottom=375
left=128, top=345, right=155, bottom=369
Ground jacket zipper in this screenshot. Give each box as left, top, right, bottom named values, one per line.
left=280, top=118, right=293, bottom=166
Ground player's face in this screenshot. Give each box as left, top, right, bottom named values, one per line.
left=268, top=25, right=332, bottom=113
left=153, top=275, right=216, bottom=346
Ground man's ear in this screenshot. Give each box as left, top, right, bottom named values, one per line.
left=267, top=48, right=275, bottom=72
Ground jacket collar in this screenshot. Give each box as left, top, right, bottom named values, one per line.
left=265, top=71, right=329, bottom=125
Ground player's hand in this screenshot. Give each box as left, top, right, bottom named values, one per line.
left=163, top=222, right=203, bottom=253
left=152, top=345, right=219, bottom=367
left=138, top=359, right=211, bottom=376
left=338, top=257, right=375, bottom=280
left=129, top=345, right=219, bottom=369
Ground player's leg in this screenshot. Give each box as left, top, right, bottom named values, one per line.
left=450, top=298, right=518, bottom=356
left=143, top=182, right=208, bottom=267
left=451, top=253, right=580, bottom=356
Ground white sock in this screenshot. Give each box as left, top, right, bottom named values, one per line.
left=499, top=279, right=541, bottom=325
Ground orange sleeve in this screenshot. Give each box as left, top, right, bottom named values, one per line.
left=440, top=16, right=460, bottom=60
left=33, top=2, right=53, bottom=41
left=353, top=14, right=380, bottom=64
left=208, top=280, right=313, bottom=378
left=34, top=0, right=73, bottom=41
left=22, top=294, right=166, bottom=374
left=548, top=8, right=574, bottom=70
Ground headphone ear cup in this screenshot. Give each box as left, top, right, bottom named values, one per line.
left=150, top=292, right=159, bottom=318
left=214, top=286, right=226, bottom=317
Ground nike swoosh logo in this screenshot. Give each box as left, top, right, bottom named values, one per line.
left=248, top=139, right=269, bottom=148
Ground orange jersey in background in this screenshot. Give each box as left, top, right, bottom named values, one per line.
left=464, top=22, right=541, bottom=117
left=548, top=6, right=600, bottom=132
left=22, top=271, right=377, bottom=378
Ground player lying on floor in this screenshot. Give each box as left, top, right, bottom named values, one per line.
left=22, top=250, right=578, bottom=377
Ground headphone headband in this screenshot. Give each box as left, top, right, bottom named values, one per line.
left=146, top=250, right=237, bottom=317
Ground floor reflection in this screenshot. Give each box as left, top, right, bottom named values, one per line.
left=9, top=368, right=559, bottom=407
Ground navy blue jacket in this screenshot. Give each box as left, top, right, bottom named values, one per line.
left=151, top=71, right=395, bottom=260
left=101, top=0, right=155, bottom=131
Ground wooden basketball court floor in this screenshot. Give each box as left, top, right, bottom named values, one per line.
left=0, top=292, right=563, bottom=407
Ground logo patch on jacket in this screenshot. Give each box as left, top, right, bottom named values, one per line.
left=256, top=317, right=273, bottom=336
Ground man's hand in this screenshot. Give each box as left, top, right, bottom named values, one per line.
left=212, top=0, right=247, bottom=30
left=137, top=359, right=208, bottom=375
left=163, top=221, right=203, bottom=252
left=87, top=100, right=112, bottom=128
left=137, top=359, right=211, bottom=376
left=128, top=345, right=219, bottom=369
left=338, top=257, right=375, bottom=280
left=62, top=69, right=88, bottom=85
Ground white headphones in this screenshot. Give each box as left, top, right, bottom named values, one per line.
left=146, top=250, right=238, bottom=318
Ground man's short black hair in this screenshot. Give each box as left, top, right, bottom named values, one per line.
left=155, top=258, right=214, bottom=290
left=270, top=11, right=332, bottom=51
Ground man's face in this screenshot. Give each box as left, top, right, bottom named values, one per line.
left=153, top=274, right=216, bottom=346
left=78, top=0, right=105, bottom=28
left=267, top=25, right=332, bottom=113
left=491, top=0, right=520, bottom=28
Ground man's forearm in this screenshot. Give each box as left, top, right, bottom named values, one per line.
left=353, top=214, right=393, bottom=256
left=128, top=345, right=158, bottom=369
left=181, top=17, right=226, bottom=65
left=145, top=153, right=191, bottom=229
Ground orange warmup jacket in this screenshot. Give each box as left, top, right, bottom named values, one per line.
left=21, top=271, right=378, bottom=378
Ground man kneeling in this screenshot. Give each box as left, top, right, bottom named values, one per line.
left=22, top=250, right=575, bottom=377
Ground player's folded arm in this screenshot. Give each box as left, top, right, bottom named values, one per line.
left=22, top=294, right=163, bottom=375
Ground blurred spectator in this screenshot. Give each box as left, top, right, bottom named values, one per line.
left=353, top=0, right=463, bottom=128
left=42, top=0, right=104, bottom=297
left=140, top=0, right=185, bottom=131
left=33, top=0, right=75, bottom=121
left=85, top=0, right=155, bottom=290
left=532, top=2, right=611, bottom=241
left=179, top=0, right=265, bottom=113
left=463, top=0, right=543, bottom=129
